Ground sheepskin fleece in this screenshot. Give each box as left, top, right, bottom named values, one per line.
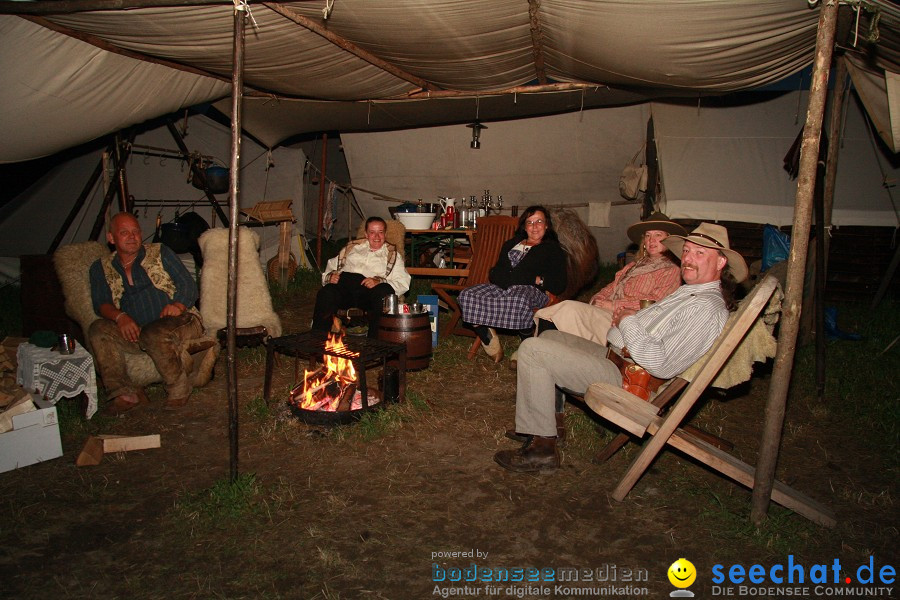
left=53, top=241, right=163, bottom=386
left=198, top=227, right=282, bottom=337
left=549, top=208, right=599, bottom=300
left=680, top=283, right=783, bottom=389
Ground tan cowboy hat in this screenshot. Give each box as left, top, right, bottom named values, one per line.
left=662, top=222, right=749, bottom=283
left=626, top=211, right=688, bottom=244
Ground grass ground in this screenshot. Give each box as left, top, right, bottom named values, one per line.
left=0, top=265, right=897, bottom=599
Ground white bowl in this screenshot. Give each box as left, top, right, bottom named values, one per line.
left=395, top=212, right=437, bottom=230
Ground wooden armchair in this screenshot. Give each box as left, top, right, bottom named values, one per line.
left=447, top=209, right=598, bottom=360
left=431, top=216, right=518, bottom=355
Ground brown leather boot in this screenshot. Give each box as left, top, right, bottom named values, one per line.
left=494, top=436, right=560, bottom=472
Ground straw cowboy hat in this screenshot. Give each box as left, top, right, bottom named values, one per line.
left=662, top=222, right=749, bottom=283
left=626, top=211, right=688, bottom=244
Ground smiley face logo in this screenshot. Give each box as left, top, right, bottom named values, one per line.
left=667, top=558, right=696, bottom=588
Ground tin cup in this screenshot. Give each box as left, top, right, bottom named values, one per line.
left=383, top=294, right=399, bottom=314
left=58, top=333, right=75, bottom=355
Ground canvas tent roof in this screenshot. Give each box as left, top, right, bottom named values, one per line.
left=1, top=0, right=898, bottom=163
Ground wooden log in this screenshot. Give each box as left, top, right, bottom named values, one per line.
left=751, top=0, right=838, bottom=527
left=337, top=383, right=356, bottom=412
left=76, top=434, right=161, bottom=466
left=99, top=434, right=161, bottom=453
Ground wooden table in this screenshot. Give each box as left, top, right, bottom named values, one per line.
left=405, top=228, right=474, bottom=278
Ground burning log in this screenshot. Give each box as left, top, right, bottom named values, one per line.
left=337, top=383, right=356, bottom=412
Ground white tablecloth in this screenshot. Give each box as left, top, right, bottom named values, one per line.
left=16, top=341, right=98, bottom=419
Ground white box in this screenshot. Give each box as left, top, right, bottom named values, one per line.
left=0, top=405, right=63, bottom=473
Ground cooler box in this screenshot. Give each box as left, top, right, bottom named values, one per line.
left=417, top=294, right=439, bottom=348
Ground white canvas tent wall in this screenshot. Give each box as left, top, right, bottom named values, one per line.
left=0, top=115, right=306, bottom=280
left=654, top=91, right=899, bottom=227
left=339, top=92, right=899, bottom=262
left=341, top=106, right=649, bottom=262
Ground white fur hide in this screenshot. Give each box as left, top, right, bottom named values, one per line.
left=198, top=227, right=283, bottom=337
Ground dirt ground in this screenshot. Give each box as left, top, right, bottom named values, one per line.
left=0, top=287, right=897, bottom=600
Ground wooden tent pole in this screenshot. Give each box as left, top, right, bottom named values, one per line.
left=815, top=56, right=848, bottom=400
left=113, top=132, right=130, bottom=212
left=88, top=135, right=134, bottom=240
left=225, top=1, right=246, bottom=483
left=315, top=133, right=328, bottom=268
left=822, top=55, right=848, bottom=274
left=48, top=141, right=112, bottom=253
left=814, top=158, right=826, bottom=400
left=751, top=0, right=838, bottom=526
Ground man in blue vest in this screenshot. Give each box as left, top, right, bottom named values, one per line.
left=89, top=212, right=209, bottom=415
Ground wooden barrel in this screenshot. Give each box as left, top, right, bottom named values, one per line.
left=377, top=313, right=432, bottom=371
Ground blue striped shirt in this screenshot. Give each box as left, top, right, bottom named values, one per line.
left=606, top=280, right=728, bottom=379
left=89, top=245, right=198, bottom=327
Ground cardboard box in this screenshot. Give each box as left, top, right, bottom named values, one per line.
left=0, top=399, right=62, bottom=473
left=417, top=294, right=439, bottom=349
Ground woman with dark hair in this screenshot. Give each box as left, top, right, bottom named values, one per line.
left=458, top=206, right=568, bottom=362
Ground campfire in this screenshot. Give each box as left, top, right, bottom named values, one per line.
left=288, top=332, right=380, bottom=413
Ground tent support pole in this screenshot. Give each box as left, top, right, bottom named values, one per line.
left=822, top=55, right=847, bottom=275
left=113, top=132, right=131, bottom=212
left=48, top=141, right=112, bottom=253
left=226, top=2, right=246, bottom=484
left=815, top=158, right=826, bottom=401
left=88, top=133, right=134, bottom=240
left=872, top=244, right=900, bottom=309
left=814, top=56, right=848, bottom=401
left=165, top=121, right=230, bottom=226
left=316, top=133, right=328, bottom=269
left=751, top=0, right=838, bottom=526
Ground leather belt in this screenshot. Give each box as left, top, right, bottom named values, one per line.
left=606, top=348, right=667, bottom=399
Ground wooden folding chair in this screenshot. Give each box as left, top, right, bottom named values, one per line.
left=431, top=216, right=518, bottom=356
left=584, top=275, right=836, bottom=527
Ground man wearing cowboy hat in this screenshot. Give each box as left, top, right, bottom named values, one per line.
left=495, top=222, right=748, bottom=473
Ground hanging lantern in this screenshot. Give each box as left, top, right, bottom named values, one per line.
left=467, top=122, right=487, bottom=149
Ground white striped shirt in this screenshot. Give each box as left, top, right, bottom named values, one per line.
left=606, top=280, right=728, bottom=379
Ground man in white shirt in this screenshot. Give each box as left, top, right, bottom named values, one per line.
left=495, top=222, right=748, bottom=473
left=312, top=217, right=411, bottom=337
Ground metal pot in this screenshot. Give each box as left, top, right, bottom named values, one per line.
left=204, top=166, right=229, bottom=194
left=191, top=165, right=229, bottom=194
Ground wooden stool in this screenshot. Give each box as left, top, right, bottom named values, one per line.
left=217, top=325, right=269, bottom=348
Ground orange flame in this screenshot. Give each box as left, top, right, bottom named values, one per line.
left=297, top=332, right=359, bottom=411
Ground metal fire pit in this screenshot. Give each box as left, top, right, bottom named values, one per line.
left=263, top=331, right=407, bottom=426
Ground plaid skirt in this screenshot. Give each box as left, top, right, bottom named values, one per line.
left=458, top=283, right=550, bottom=330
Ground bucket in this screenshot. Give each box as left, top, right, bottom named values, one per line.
left=377, top=313, right=432, bottom=371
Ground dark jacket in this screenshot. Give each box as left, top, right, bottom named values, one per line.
left=488, top=237, right=568, bottom=295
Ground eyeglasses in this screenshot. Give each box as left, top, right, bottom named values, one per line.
left=525, top=219, right=545, bottom=226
